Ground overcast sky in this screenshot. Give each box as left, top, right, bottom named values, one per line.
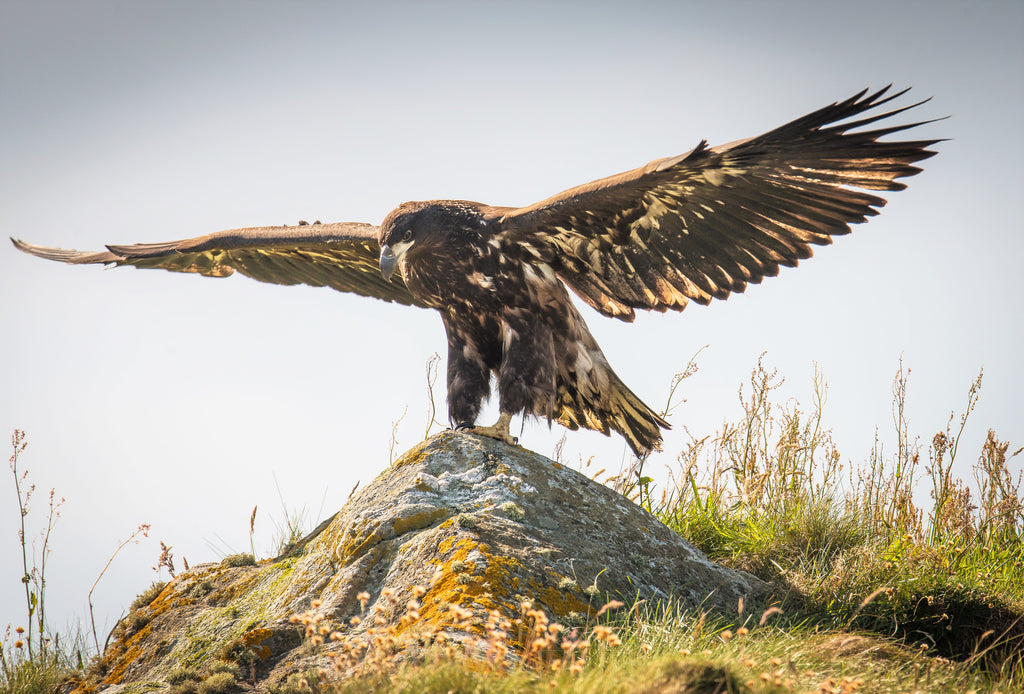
left=2, top=0, right=1021, bottom=644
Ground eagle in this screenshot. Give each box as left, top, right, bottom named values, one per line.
left=12, top=87, right=939, bottom=456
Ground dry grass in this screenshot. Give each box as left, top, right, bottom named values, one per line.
left=268, top=590, right=1015, bottom=693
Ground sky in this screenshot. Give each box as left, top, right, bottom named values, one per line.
left=2, top=0, right=1022, bottom=647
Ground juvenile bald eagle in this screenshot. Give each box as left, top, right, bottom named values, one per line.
left=12, top=87, right=939, bottom=456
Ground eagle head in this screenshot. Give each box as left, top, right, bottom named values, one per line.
left=378, top=200, right=487, bottom=281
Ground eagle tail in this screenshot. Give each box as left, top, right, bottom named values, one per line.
left=555, top=366, right=669, bottom=458
left=606, top=372, right=670, bottom=458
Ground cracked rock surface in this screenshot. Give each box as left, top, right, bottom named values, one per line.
left=86, top=431, right=767, bottom=692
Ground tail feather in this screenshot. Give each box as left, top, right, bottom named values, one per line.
left=607, top=373, right=670, bottom=457
left=556, top=367, right=669, bottom=458
left=553, top=300, right=670, bottom=456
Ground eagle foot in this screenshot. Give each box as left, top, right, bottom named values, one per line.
left=460, top=413, right=518, bottom=446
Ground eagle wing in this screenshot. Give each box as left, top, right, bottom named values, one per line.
left=11, top=222, right=424, bottom=307
left=496, top=86, right=942, bottom=321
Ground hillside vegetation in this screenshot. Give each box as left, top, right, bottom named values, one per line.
left=3, top=358, right=1021, bottom=694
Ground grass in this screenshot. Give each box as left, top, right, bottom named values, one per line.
left=4, top=356, right=1022, bottom=693
left=276, top=590, right=1012, bottom=693
left=649, top=358, right=1023, bottom=676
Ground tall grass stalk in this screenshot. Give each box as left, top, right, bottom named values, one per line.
left=10, top=430, right=35, bottom=659
left=8, top=430, right=64, bottom=659
left=87, top=524, right=150, bottom=653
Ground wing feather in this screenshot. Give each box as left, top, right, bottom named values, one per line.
left=12, top=222, right=423, bottom=307
left=497, top=86, right=942, bottom=320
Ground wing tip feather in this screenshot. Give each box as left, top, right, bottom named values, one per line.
left=12, top=237, right=117, bottom=265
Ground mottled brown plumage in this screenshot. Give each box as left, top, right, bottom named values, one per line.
left=12, top=87, right=940, bottom=455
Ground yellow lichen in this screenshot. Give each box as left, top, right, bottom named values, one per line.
left=414, top=535, right=527, bottom=635
left=527, top=579, right=593, bottom=618
left=336, top=519, right=379, bottom=564
left=337, top=507, right=448, bottom=566
left=392, top=507, right=449, bottom=537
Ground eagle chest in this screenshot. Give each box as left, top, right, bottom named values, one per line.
left=405, top=241, right=543, bottom=313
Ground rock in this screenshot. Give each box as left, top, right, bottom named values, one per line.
left=83, top=431, right=767, bottom=692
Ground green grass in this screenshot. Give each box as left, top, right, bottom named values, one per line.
left=0, top=653, right=68, bottom=694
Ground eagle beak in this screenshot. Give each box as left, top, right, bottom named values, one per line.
left=380, top=245, right=398, bottom=281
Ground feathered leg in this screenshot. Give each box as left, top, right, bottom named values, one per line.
left=442, top=315, right=491, bottom=427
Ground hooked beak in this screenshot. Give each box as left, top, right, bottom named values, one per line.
left=380, top=244, right=398, bottom=281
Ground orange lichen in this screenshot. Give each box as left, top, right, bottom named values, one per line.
left=89, top=575, right=208, bottom=689
left=103, top=624, right=154, bottom=684
left=242, top=627, right=274, bottom=659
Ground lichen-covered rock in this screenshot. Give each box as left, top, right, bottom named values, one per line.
left=80, top=431, right=766, bottom=692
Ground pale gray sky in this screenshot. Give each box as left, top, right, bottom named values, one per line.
left=2, top=0, right=1022, bottom=641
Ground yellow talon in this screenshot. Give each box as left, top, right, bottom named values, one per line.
left=468, top=412, right=517, bottom=445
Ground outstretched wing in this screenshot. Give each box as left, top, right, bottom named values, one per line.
left=496, top=86, right=942, bottom=321
left=12, top=222, right=424, bottom=307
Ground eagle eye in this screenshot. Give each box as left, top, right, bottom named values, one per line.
left=402, top=229, right=413, bottom=242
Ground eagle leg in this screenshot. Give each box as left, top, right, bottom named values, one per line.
left=466, top=412, right=518, bottom=446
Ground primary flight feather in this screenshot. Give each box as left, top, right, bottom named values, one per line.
left=12, top=86, right=940, bottom=456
